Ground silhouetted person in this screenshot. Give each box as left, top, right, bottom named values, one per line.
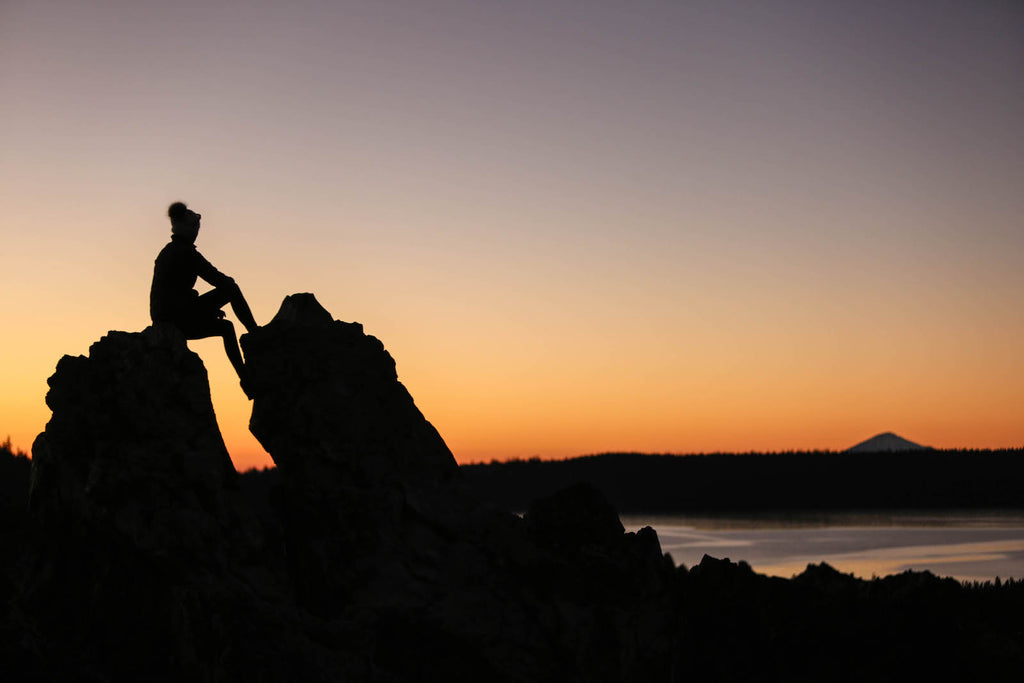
left=150, top=202, right=258, bottom=398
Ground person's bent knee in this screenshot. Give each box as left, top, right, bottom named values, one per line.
left=215, top=318, right=237, bottom=338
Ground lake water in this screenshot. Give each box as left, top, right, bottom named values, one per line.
left=621, top=510, right=1024, bottom=583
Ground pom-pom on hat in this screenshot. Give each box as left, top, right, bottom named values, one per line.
left=168, top=201, right=201, bottom=234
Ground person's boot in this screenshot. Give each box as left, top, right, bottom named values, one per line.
left=239, top=369, right=256, bottom=400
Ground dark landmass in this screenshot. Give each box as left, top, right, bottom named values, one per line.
left=2, top=295, right=1023, bottom=682
left=462, top=449, right=1024, bottom=513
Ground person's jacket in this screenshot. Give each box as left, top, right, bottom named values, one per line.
left=150, top=235, right=231, bottom=323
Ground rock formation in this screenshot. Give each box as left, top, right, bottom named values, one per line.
left=244, top=293, right=457, bottom=486
left=31, top=325, right=238, bottom=563
left=241, top=294, right=465, bottom=613
left=11, top=293, right=1024, bottom=682
left=238, top=294, right=678, bottom=678
left=20, top=294, right=679, bottom=682
left=23, top=324, right=335, bottom=681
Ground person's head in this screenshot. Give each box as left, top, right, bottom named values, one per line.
left=168, top=201, right=201, bottom=241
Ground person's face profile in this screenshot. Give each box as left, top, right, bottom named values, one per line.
left=188, top=211, right=201, bottom=238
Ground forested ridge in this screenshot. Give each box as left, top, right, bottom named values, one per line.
left=7, top=442, right=1024, bottom=514
left=461, top=450, right=1024, bottom=513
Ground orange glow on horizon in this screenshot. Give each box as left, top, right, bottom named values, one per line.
left=8, top=321, right=1022, bottom=472
left=3, top=1, right=1022, bottom=470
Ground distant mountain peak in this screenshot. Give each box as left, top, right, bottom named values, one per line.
left=846, top=432, right=927, bottom=453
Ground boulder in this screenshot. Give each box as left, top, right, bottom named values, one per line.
left=241, top=293, right=467, bottom=614
left=23, top=325, right=315, bottom=682
left=243, top=292, right=457, bottom=487
left=30, top=324, right=237, bottom=564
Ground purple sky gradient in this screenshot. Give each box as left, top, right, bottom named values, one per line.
left=2, top=0, right=1022, bottom=466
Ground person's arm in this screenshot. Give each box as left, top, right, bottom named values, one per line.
left=193, top=249, right=233, bottom=288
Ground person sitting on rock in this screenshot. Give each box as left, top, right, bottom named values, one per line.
left=150, top=201, right=259, bottom=398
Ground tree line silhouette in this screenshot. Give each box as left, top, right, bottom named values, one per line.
left=461, top=450, right=1024, bottom=513
left=0, top=437, right=29, bottom=510
left=7, top=439, right=1024, bottom=513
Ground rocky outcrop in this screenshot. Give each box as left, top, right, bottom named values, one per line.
left=244, top=293, right=457, bottom=486
left=237, top=294, right=678, bottom=679
left=20, top=294, right=678, bottom=682
left=13, top=293, right=1024, bottom=682
left=23, top=324, right=350, bottom=682
left=241, top=294, right=466, bottom=613
left=241, top=295, right=487, bottom=620
left=30, top=325, right=237, bottom=563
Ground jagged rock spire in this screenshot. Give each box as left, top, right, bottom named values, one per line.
left=242, top=293, right=458, bottom=486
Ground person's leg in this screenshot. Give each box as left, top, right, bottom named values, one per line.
left=228, top=286, right=258, bottom=334
left=182, top=313, right=254, bottom=399
left=197, top=282, right=258, bottom=333
left=170, top=315, right=246, bottom=485
left=215, top=319, right=245, bottom=378
left=215, top=319, right=254, bottom=399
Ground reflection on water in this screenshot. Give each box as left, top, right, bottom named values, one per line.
left=621, top=510, right=1024, bottom=583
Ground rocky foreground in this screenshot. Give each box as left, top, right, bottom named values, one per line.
left=2, top=294, right=1023, bottom=682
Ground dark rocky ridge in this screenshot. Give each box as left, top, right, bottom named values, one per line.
left=5, top=293, right=1024, bottom=681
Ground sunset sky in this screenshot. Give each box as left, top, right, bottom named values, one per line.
left=2, top=0, right=1022, bottom=470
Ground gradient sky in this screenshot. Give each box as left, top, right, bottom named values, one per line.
left=2, top=0, right=1022, bottom=470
